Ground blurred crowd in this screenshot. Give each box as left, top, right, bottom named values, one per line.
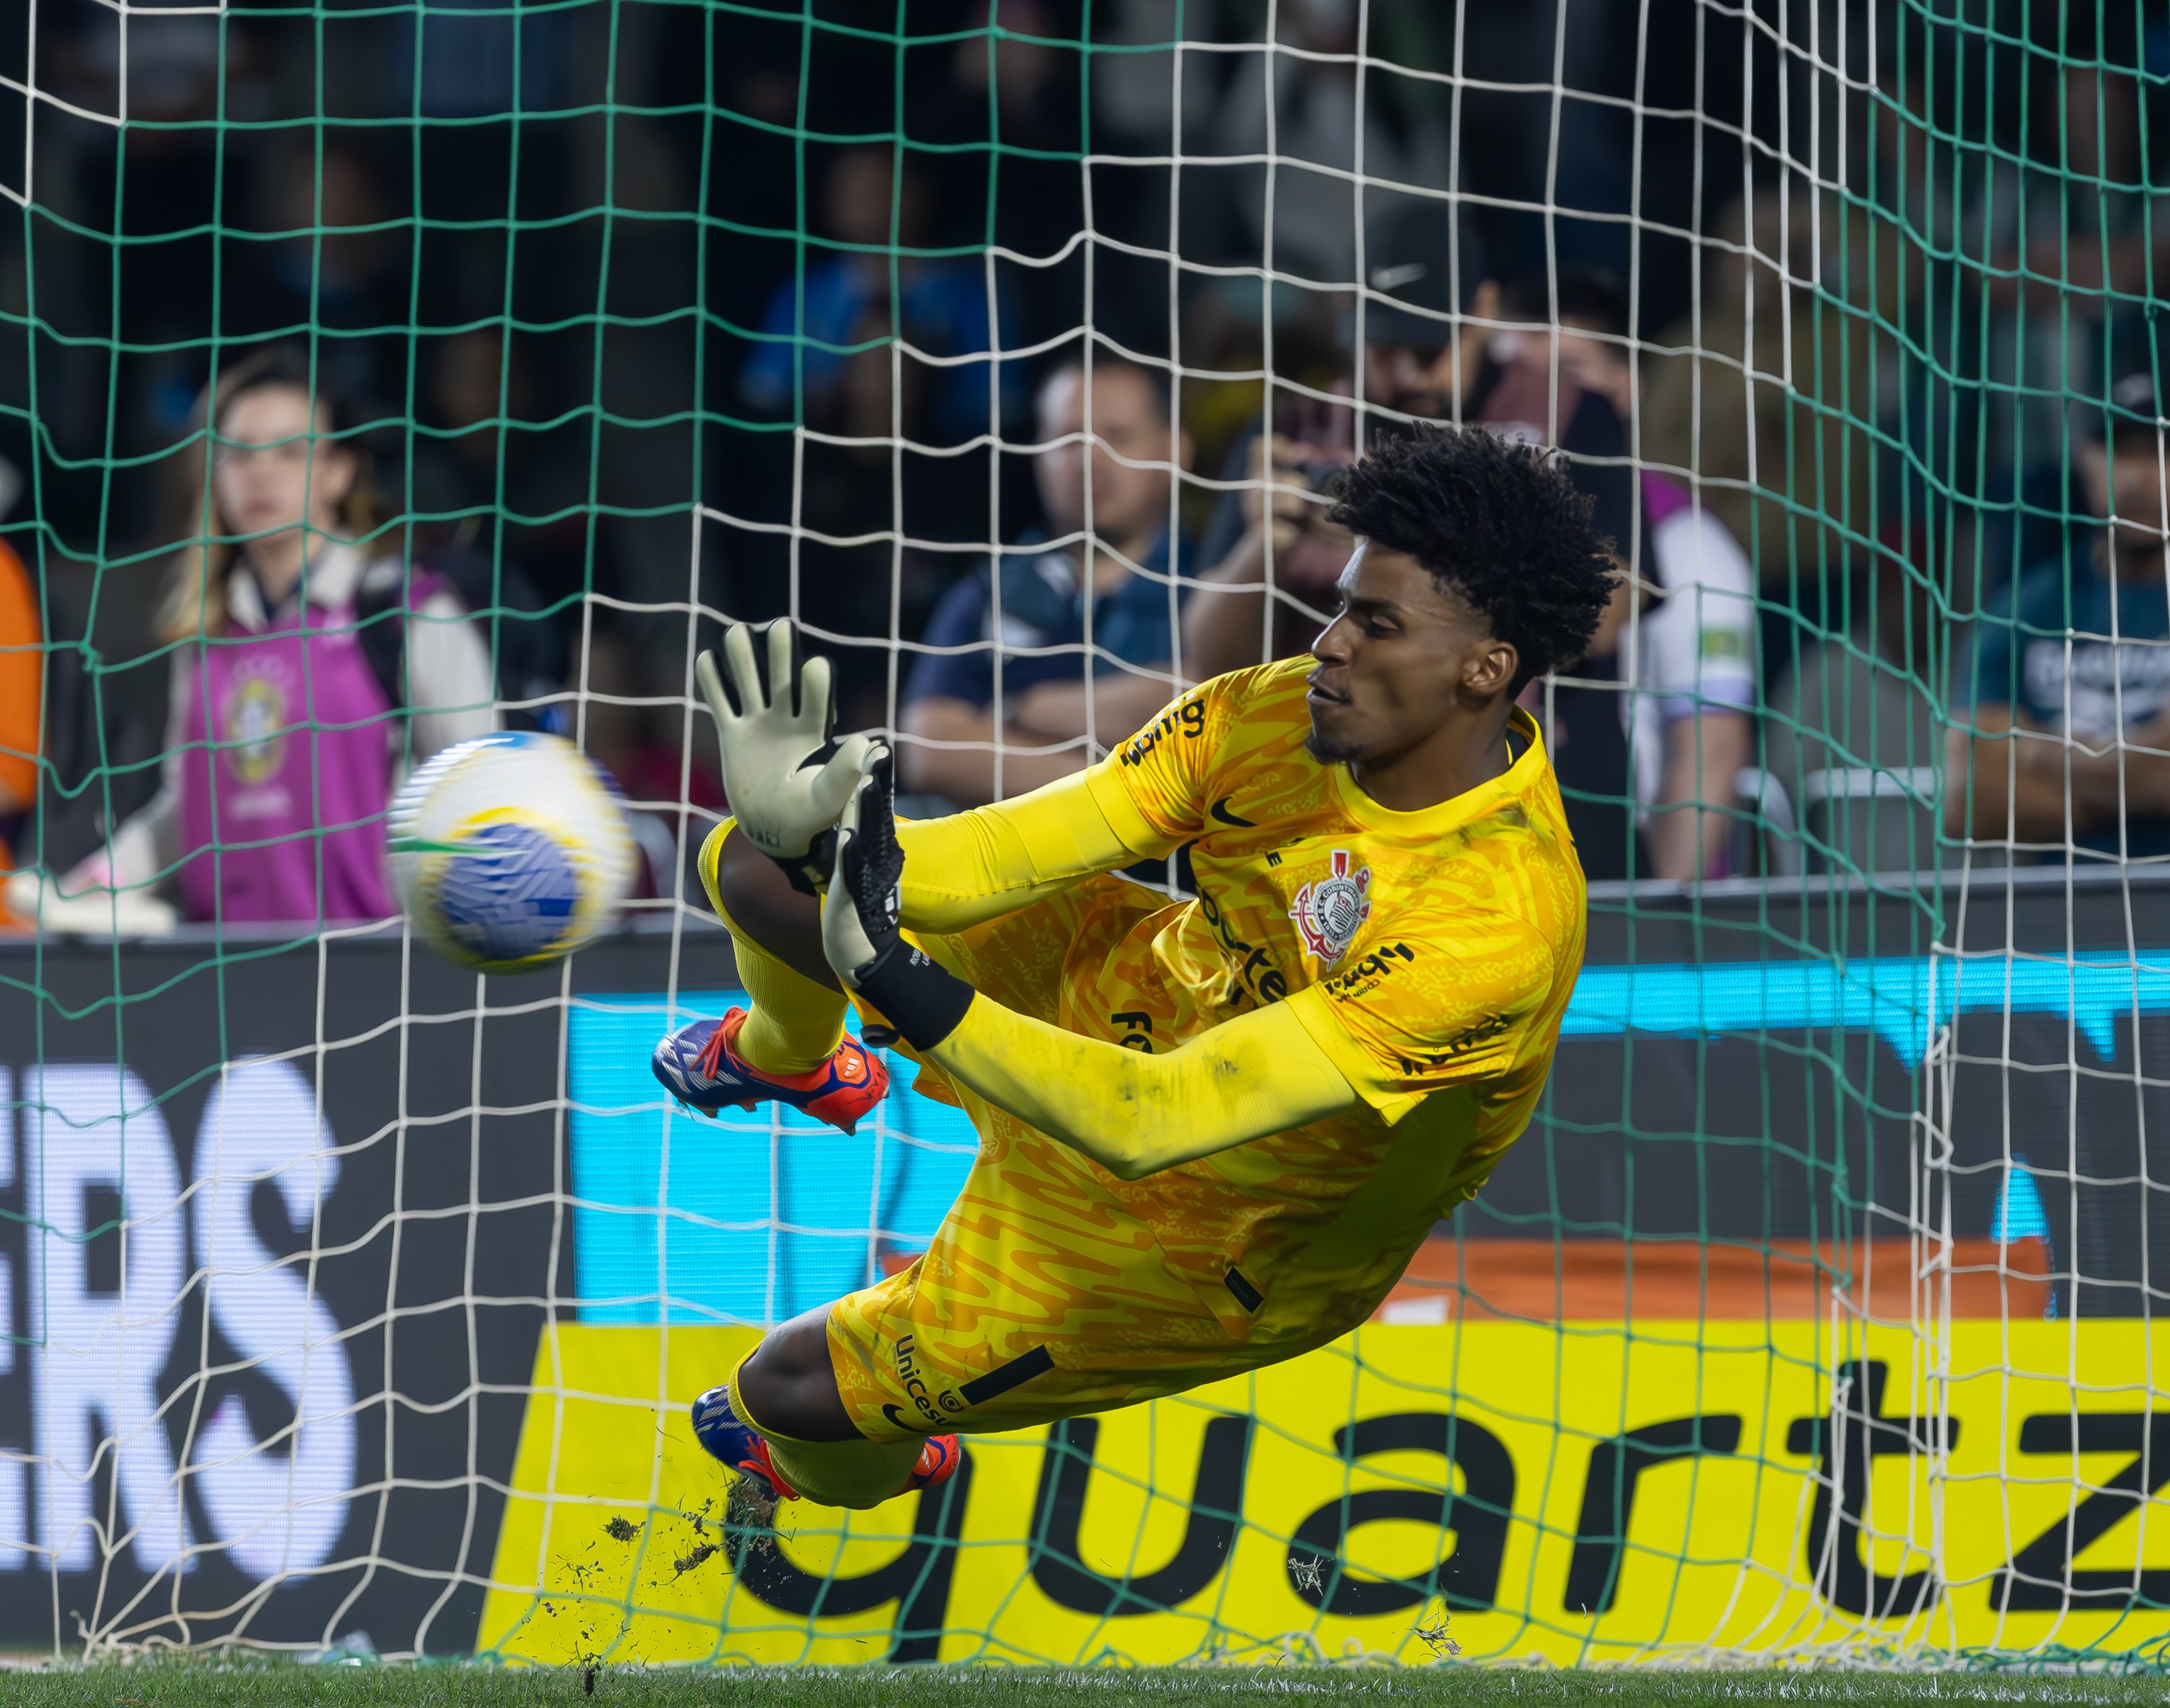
left=4, top=0, right=2170, bottom=926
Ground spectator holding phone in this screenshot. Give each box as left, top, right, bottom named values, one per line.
left=1183, top=202, right=1635, bottom=682
left=1183, top=196, right=1502, bottom=678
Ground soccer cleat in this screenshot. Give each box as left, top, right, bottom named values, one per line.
left=689, top=1384, right=801, bottom=1501
left=652, top=1006, right=890, bottom=1135
left=689, top=1384, right=961, bottom=1506
left=904, top=1432, right=963, bottom=1494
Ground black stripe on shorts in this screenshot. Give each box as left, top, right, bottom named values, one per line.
left=958, top=1343, right=1055, bottom=1407
left=1225, top=1267, right=1264, bottom=1313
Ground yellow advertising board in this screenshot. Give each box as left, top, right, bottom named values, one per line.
left=478, top=1321, right=2170, bottom=1665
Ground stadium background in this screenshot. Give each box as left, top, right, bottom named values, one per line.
left=3, top=0, right=2170, bottom=1670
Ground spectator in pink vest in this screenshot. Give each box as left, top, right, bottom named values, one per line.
left=72, top=347, right=498, bottom=925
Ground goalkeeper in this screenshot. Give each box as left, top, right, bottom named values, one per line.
left=655, top=427, right=1615, bottom=1513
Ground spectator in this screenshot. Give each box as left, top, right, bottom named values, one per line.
left=1182, top=195, right=1504, bottom=680
left=0, top=524, right=38, bottom=880
left=1183, top=210, right=1642, bottom=692
left=1948, top=374, right=2170, bottom=864
left=899, top=355, right=1191, bottom=807
left=1929, top=33, right=2169, bottom=589
left=1638, top=186, right=1883, bottom=591
left=1502, top=269, right=1756, bottom=884
left=63, top=346, right=498, bottom=925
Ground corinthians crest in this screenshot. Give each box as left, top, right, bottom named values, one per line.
left=1288, top=848, right=1372, bottom=964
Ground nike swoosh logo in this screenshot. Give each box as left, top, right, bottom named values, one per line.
left=1209, top=796, right=1256, bottom=828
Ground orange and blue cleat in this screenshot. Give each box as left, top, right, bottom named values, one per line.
left=689, top=1384, right=803, bottom=1500
left=689, top=1384, right=960, bottom=1505
left=652, top=1006, right=890, bottom=1135
left=901, top=1431, right=961, bottom=1494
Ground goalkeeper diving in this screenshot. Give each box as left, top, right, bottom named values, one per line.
left=654, top=426, right=1615, bottom=1513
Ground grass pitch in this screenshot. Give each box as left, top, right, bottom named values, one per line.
left=4, top=1665, right=2167, bottom=1707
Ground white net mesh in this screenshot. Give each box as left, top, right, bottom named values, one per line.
left=1, top=0, right=2167, bottom=1668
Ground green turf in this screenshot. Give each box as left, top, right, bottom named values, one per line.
left=5, top=1665, right=2169, bottom=1707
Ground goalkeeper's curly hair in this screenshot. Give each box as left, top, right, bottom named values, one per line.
left=1327, top=426, right=1617, bottom=694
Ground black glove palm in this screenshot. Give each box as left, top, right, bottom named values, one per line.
left=820, top=743, right=975, bottom=1050
left=825, top=744, right=905, bottom=982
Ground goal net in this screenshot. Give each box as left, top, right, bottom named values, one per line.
left=1, top=0, right=2166, bottom=1669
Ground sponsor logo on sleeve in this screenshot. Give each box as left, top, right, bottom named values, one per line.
left=1397, top=1012, right=1513, bottom=1074
left=1120, top=697, right=1207, bottom=767
left=1324, top=941, right=1417, bottom=998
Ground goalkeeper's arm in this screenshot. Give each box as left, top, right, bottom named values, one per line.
left=827, top=745, right=1358, bottom=1177
left=892, top=763, right=1178, bottom=935
left=903, top=987, right=1356, bottom=1178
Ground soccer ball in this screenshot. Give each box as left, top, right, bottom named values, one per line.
left=388, top=731, right=637, bottom=974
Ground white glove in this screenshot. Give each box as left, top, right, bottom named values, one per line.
left=698, top=619, right=873, bottom=893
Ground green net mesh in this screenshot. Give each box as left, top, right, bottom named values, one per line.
left=0, top=0, right=2167, bottom=1670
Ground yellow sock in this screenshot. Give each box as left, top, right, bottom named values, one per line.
left=726, top=1356, right=922, bottom=1511
left=698, top=821, right=847, bottom=1075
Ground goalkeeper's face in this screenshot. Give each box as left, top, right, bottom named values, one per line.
left=1305, top=541, right=1518, bottom=769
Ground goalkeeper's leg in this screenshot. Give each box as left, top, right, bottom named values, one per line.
left=680, top=831, right=1173, bottom=1511
left=660, top=825, right=957, bottom=1507
left=707, top=819, right=840, bottom=1003
left=692, top=1309, right=959, bottom=1512
left=651, top=820, right=890, bottom=1134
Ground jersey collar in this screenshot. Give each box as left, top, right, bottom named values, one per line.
left=1327, top=705, right=1548, bottom=838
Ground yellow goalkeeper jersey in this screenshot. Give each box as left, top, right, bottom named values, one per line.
left=832, top=655, right=1588, bottom=1435
left=1062, top=656, right=1587, bottom=1343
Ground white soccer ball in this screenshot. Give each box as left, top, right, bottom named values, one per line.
left=388, top=731, right=637, bottom=974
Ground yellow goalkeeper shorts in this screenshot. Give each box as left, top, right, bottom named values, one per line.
left=824, top=872, right=1272, bottom=1443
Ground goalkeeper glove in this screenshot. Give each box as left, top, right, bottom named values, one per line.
left=822, top=742, right=975, bottom=1050
left=697, top=619, right=872, bottom=895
